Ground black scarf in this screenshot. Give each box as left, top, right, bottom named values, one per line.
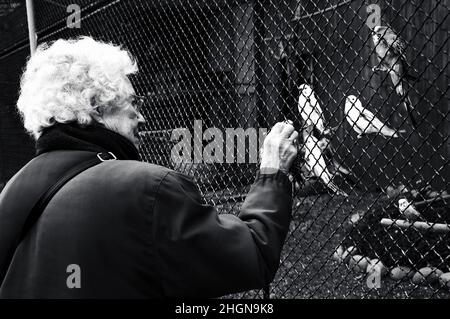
left=36, top=123, right=140, bottom=161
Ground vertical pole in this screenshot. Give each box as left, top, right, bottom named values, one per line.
left=253, top=0, right=267, bottom=127
left=26, top=0, right=37, bottom=55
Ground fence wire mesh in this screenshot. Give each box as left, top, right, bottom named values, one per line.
left=0, top=0, right=449, bottom=298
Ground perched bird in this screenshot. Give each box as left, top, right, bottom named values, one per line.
left=398, top=198, right=423, bottom=221
left=298, top=84, right=330, bottom=135
left=371, top=25, right=418, bottom=128
left=302, top=129, right=348, bottom=196
left=345, top=95, right=405, bottom=138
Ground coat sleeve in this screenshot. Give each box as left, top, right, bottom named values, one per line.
left=152, top=170, right=293, bottom=297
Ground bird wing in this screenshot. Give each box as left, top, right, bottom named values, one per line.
left=361, top=107, right=389, bottom=132
left=344, top=112, right=354, bottom=126
left=392, top=36, right=407, bottom=60
left=298, top=92, right=309, bottom=113
left=310, top=143, right=329, bottom=180
left=303, top=90, right=325, bottom=133
left=362, top=108, right=387, bottom=130
left=360, top=108, right=375, bottom=122
left=303, top=136, right=314, bottom=170
left=357, top=102, right=400, bottom=137
left=310, top=91, right=323, bottom=116
left=345, top=106, right=365, bottom=135
left=383, top=30, right=407, bottom=59
left=355, top=101, right=389, bottom=135
left=358, top=109, right=379, bottom=133
left=299, top=91, right=315, bottom=125
left=315, top=159, right=331, bottom=185
left=304, top=136, right=322, bottom=174
left=298, top=89, right=308, bottom=107
left=313, top=111, right=326, bottom=134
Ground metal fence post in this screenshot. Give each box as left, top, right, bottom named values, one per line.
left=25, top=0, right=37, bottom=55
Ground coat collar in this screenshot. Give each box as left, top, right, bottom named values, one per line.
left=35, top=123, right=141, bottom=161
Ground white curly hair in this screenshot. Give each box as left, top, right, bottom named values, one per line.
left=17, top=36, right=138, bottom=139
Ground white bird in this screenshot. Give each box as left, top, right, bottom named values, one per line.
left=345, top=95, right=405, bottom=138
left=303, top=129, right=348, bottom=196
left=398, top=198, right=423, bottom=221
left=298, top=84, right=327, bottom=135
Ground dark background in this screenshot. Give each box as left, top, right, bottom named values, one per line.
left=0, top=0, right=449, bottom=299
left=0, top=0, right=448, bottom=192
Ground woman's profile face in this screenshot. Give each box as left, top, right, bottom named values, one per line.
left=111, top=101, right=146, bottom=147
left=99, top=82, right=146, bottom=148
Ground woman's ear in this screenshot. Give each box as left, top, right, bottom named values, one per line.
left=91, top=109, right=105, bottom=124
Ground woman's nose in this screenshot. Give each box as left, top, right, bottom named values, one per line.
left=137, top=112, right=146, bottom=124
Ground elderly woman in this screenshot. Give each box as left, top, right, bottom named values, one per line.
left=0, top=37, right=298, bottom=298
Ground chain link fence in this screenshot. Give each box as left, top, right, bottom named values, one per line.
left=0, top=0, right=449, bottom=298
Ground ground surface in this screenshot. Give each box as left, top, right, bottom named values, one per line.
left=215, top=188, right=450, bottom=299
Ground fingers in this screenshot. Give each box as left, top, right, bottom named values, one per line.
left=288, top=130, right=299, bottom=142
left=271, top=119, right=294, bottom=134
left=271, top=122, right=284, bottom=133
left=281, top=125, right=294, bottom=138
left=269, top=121, right=299, bottom=144
left=280, top=120, right=295, bottom=137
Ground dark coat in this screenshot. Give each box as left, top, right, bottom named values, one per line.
left=0, top=149, right=292, bottom=298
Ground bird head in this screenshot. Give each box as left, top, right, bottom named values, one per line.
left=398, top=198, right=409, bottom=212
left=298, top=84, right=315, bottom=109
left=372, top=25, right=402, bottom=48
left=371, top=26, right=384, bottom=44
left=372, top=25, right=395, bottom=45
left=299, top=84, right=312, bottom=97
left=345, top=95, right=359, bottom=115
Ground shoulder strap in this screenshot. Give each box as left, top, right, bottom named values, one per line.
left=18, top=152, right=116, bottom=243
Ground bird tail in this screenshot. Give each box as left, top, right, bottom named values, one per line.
left=327, top=180, right=348, bottom=197
left=392, top=129, right=407, bottom=138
